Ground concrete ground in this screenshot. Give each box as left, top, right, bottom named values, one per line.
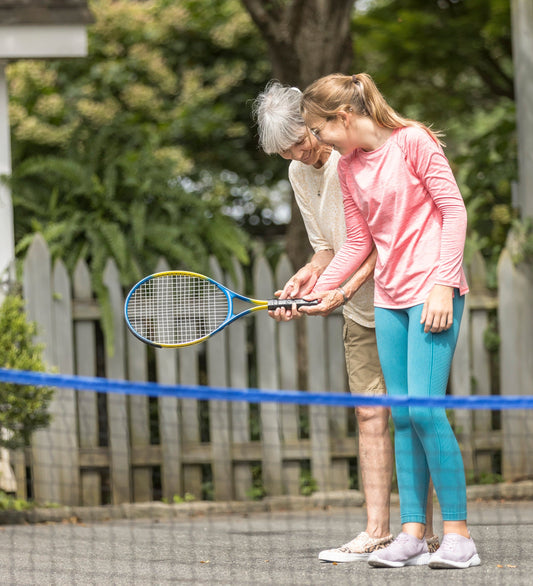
left=0, top=483, right=532, bottom=585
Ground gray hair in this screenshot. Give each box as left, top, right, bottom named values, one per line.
left=252, top=81, right=306, bottom=154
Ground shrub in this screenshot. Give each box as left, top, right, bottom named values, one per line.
left=0, top=294, right=54, bottom=449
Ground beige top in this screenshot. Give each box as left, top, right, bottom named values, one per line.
left=288, top=149, right=375, bottom=328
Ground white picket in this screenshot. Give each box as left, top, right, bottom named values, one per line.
left=73, top=258, right=101, bottom=505
left=102, top=259, right=131, bottom=504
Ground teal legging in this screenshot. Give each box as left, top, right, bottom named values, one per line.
left=374, top=294, right=467, bottom=524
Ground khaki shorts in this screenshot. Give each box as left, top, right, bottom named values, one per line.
left=343, top=317, right=386, bottom=395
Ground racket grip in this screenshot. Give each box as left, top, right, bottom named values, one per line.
left=267, top=298, right=320, bottom=310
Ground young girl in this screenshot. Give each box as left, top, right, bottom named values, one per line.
left=299, top=73, right=480, bottom=570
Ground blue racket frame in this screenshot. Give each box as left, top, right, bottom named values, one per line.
left=124, top=270, right=270, bottom=348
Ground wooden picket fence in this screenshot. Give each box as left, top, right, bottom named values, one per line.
left=8, top=234, right=533, bottom=507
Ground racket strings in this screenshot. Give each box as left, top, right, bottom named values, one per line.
left=127, top=274, right=229, bottom=345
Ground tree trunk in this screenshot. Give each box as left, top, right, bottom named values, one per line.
left=242, top=0, right=354, bottom=271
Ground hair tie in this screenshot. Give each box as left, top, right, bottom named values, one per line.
left=352, top=74, right=359, bottom=85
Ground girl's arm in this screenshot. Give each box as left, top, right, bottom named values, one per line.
left=410, top=131, right=467, bottom=290
left=311, top=174, right=373, bottom=293
left=409, top=130, right=468, bottom=332
left=299, top=246, right=377, bottom=316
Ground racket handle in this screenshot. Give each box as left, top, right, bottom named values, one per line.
left=267, top=298, right=319, bottom=310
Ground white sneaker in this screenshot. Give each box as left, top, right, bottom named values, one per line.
left=368, top=532, right=430, bottom=568
left=429, top=533, right=481, bottom=569
left=318, top=532, right=394, bottom=562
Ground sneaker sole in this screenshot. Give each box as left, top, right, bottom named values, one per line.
left=318, top=553, right=370, bottom=563
left=369, top=552, right=430, bottom=568
left=429, top=554, right=481, bottom=569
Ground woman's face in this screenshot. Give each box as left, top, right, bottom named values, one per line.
left=279, top=131, right=323, bottom=166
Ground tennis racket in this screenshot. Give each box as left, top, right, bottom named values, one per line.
left=124, top=270, right=319, bottom=348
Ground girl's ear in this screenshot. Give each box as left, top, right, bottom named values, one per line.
left=338, top=110, right=351, bottom=127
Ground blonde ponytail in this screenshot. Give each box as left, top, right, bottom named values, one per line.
left=301, top=73, right=444, bottom=147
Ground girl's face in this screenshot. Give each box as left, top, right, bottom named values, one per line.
left=307, top=112, right=358, bottom=155
left=279, top=131, right=323, bottom=166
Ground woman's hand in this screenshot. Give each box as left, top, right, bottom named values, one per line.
left=268, top=290, right=301, bottom=322
left=268, top=258, right=328, bottom=322
left=421, top=284, right=454, bottom=333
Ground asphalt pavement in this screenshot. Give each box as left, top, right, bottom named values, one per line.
left=0, top=488, right=532, bottom=585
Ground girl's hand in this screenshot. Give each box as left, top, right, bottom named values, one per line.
left=298, top=289, right=344, bottom=317
left=421, top=284, right=454, bottom=333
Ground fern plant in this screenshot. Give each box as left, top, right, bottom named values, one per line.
left=9, top=147, right=249, bottom=351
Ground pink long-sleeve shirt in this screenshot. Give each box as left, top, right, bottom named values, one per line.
left=314, top=126, right=469, bottom=309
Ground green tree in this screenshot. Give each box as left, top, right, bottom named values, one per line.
left=6, top=0, right=274, bottom=344
left=0, top=295, right=54, bottom=449
left=8, top=0, right=265, bottom=281
left=241, top=0, right=356, bottom=269
left=6, top=0, right=518, bottom=293
left=353, top=0, right=516, bottom=272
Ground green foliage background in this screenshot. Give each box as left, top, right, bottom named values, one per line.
left=5, top=0, right=517, bottom=297
left=6, top=0, right=279, bottom=287
left=0, top=295, right=54, bottom=449
left=353, top=0, right=516, bottom=281
left=5, top=0, right=278, bottom=345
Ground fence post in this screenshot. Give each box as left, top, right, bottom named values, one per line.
left=275, top=254, right=301, bottom=496
left=227, top=258, right=253, bottom=500
left=51, top=259, right=80, bottom=505
left=23, top=234, right=61, bottom=504
left=469, top=251, right=493, bottom=477
left=450, top=284, right=474, bottom=474
left=206, top=257, right=233, bottom=501
left=127, top=320, right=151, bottom=502
left=254, top=255, right=283, bottom=496
left=178, top=342, right=203, bottom=499
left=325, top=311, right=349, bottom=490
left=103, top=258, right=131, bottom=504
left=154, top=258, right=182, bottom=502
left=498, top=246, right=533, bottom=480
left=306, top=314, right=332, bottom=492
left=73, top=258, right=101, bottom=505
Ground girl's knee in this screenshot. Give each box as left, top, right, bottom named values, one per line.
left=390, top=406, right=411, bottom=431
left=409, top=407, right=448, bottom=434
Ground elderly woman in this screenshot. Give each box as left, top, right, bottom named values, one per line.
left=252, top=82, right=437, bottom=562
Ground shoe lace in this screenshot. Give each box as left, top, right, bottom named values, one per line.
left=440, top=535, right=460, bottom=552
left=394, top=533, right=411, bottom=544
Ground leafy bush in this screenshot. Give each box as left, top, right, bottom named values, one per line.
left=0, top=295, right=54, bottom=449
left=0, top=490, right=34, bottom=511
